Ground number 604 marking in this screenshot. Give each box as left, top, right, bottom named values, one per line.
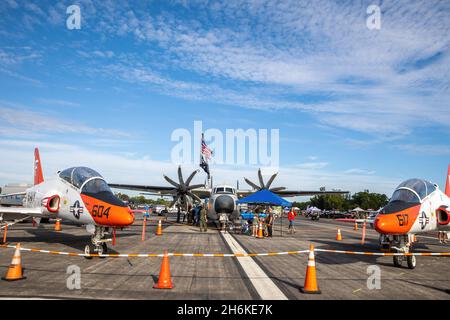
left=92, top=205, right=110, bottom=219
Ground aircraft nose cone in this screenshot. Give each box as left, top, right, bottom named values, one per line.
left=374, top=217, right=387, bottom=233
left=214, top=195, right=235, bottom=214
left=116, top=208, right=135, bottom=226
left=374, top=205, right=420, bottom=235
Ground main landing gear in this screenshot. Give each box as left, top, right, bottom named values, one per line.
left=84, top=226, right=111, bottom=259
left=380, top=234, right=416, bottom=269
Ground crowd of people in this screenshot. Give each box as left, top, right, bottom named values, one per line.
left=176, top=204, right=301, bottom=237
left=239, top=207, right=298, bottom=238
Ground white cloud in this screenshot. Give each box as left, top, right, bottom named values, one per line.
left=36, top=99, right=80, bottom=108
left=395, top=144, right=450, bottom=156
left=295, top=162, right=329, bottom=170
left=65, top=0, right=448, bottom=138
left=344, top=168, right=376, bottom=175
left=0, top=106, right=130, bottom=138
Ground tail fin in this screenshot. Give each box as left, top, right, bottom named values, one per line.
left=445, top=165, right=450, bottom=197
left=34, top=148, right=44, bottom=185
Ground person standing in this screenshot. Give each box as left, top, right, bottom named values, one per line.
left=438, top=231, right=448, bottom=244
left=267, top=209, right=274, bottom=238
left=288, top=208, right=297, bottom=234
left=252, top=212, right=259, bottom=237
left=194, top=205, right=201, bottom=226
left=200, top=205, right=208, bottom=232
left=176, top=205, right=182, bottom=223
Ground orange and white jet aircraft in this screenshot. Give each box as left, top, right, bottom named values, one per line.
left=347, top=166, right=450, bottom=269
left=0, top=148, right=135, bottom=257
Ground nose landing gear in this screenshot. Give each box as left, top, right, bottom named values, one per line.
left=84, top=226, right=111, bottom=259
left=384, top=234, right=416, bottom=269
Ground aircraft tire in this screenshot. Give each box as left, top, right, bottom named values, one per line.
left=99, top=243, right=108, bottom=259
left=407, top=255, right=416, bottom=269
left=393, top=256, right=403, bottom=268
left=84, top=244, right=94, bottom=260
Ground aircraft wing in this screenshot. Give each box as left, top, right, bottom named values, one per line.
left=109, top=184, right=174, bottom=194
left=237, top=190, right=350, bottom=198
left=0, top=207, right=43, bottom=222
left=190, top=188, right=212, bottom=199
left=109, top=184, right=212, bottom=199
left=0, top=192, right=26, bottom=198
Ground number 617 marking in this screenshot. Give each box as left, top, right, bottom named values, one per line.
left=396, top=214, right=408, bottom=226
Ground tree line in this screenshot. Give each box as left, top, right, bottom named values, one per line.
left=292, top=192, right=389, bottom=212
left=115, top=193, right=170, bottom=206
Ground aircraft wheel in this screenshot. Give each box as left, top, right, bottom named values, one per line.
left=393, top=256, right=403, bottom=268
left=407, top=255, right=416, bottom=269
left=100, top=243, right=108, bottom=258
left=84, top=244, right=94, bottom=260
left=97, top=244, right=107, bottom=258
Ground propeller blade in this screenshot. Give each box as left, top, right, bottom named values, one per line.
left=182, top=195, right=190, bottom=211
left=169, top=195, right=181, bottom=208
left=187, top=184, right=204, bottom=190
left=265, top=172, right=278, bottom=189
left=270, top=187, right=286, bottom=192
left=258, top=169, right=265, bottom=189
left=185, top=169, right=200, bottom=186
left=245, top=178, right=260, bottom=191
left=188, top=192, right=202, bottom=203
left=178, top=166, right=185, bottom=186
left=164, top=175, right=180, bottom=188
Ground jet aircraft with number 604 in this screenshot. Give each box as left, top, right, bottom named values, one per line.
left=0, top=148, right=135, bottom=257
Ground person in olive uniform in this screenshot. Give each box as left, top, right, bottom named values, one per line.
left=200, top=204, right=208, bottom=232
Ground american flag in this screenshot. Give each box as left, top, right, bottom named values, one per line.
left=201, top=138, right=213, bottom=160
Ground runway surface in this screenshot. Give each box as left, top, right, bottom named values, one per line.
left=0, top=215, right=449, bottom=300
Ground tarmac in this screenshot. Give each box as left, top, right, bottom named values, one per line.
left=0, top=215, right=449, bottom=300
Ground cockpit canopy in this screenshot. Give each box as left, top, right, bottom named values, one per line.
left=390, top=179, right=437, bottom=204
left=214, top=187, right=236, bottom=195
left=59, top=167, right=106, bottom=190
left=380, top=179, right=436, bottom=215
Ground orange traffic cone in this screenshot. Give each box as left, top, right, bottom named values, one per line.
left=361, top=222, right=367, bottom=245
left=300, top=244, right=321, bottom=294
left=1, top=224, right=8, bottom=245
left=54, top=219, right=62, bottom=232
left=2, top=243, right=26, bottom=281
left=153, top=250, right=173, bottom=289
left=336, top=228, right=343, bottom=241
left=258, top=222, right=264, bottom=239
left=156, top=220, right=163, bottom=236
left=354, top=222, right=358, bottom=231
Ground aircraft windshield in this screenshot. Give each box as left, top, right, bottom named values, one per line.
left=82, top=179, right=112, bottom=194
left=215, top=187, right=234, bottom=194
left=395, top=179, right=436, bottom=200
left=59, top=167, right=103, bottom=189
left=225, top=188, right=235, bottom=194
left=390, top=189, right=420, bottom=204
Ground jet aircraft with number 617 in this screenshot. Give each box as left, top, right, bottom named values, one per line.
left=0, top=148, right=135, bottom=257
left=340, top=165, right=450, bottom=269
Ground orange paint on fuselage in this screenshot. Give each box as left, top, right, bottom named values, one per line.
left=81, top=194, right=134, bottom=227
left=374, top=204, right=420, bottom=235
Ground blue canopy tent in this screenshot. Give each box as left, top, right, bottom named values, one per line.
left=237, top=189, right=292, bottom=207
left=237, top=189, right=292, bottom=237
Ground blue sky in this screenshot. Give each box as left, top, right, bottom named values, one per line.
left=0, top=0, right=449, bottom=197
